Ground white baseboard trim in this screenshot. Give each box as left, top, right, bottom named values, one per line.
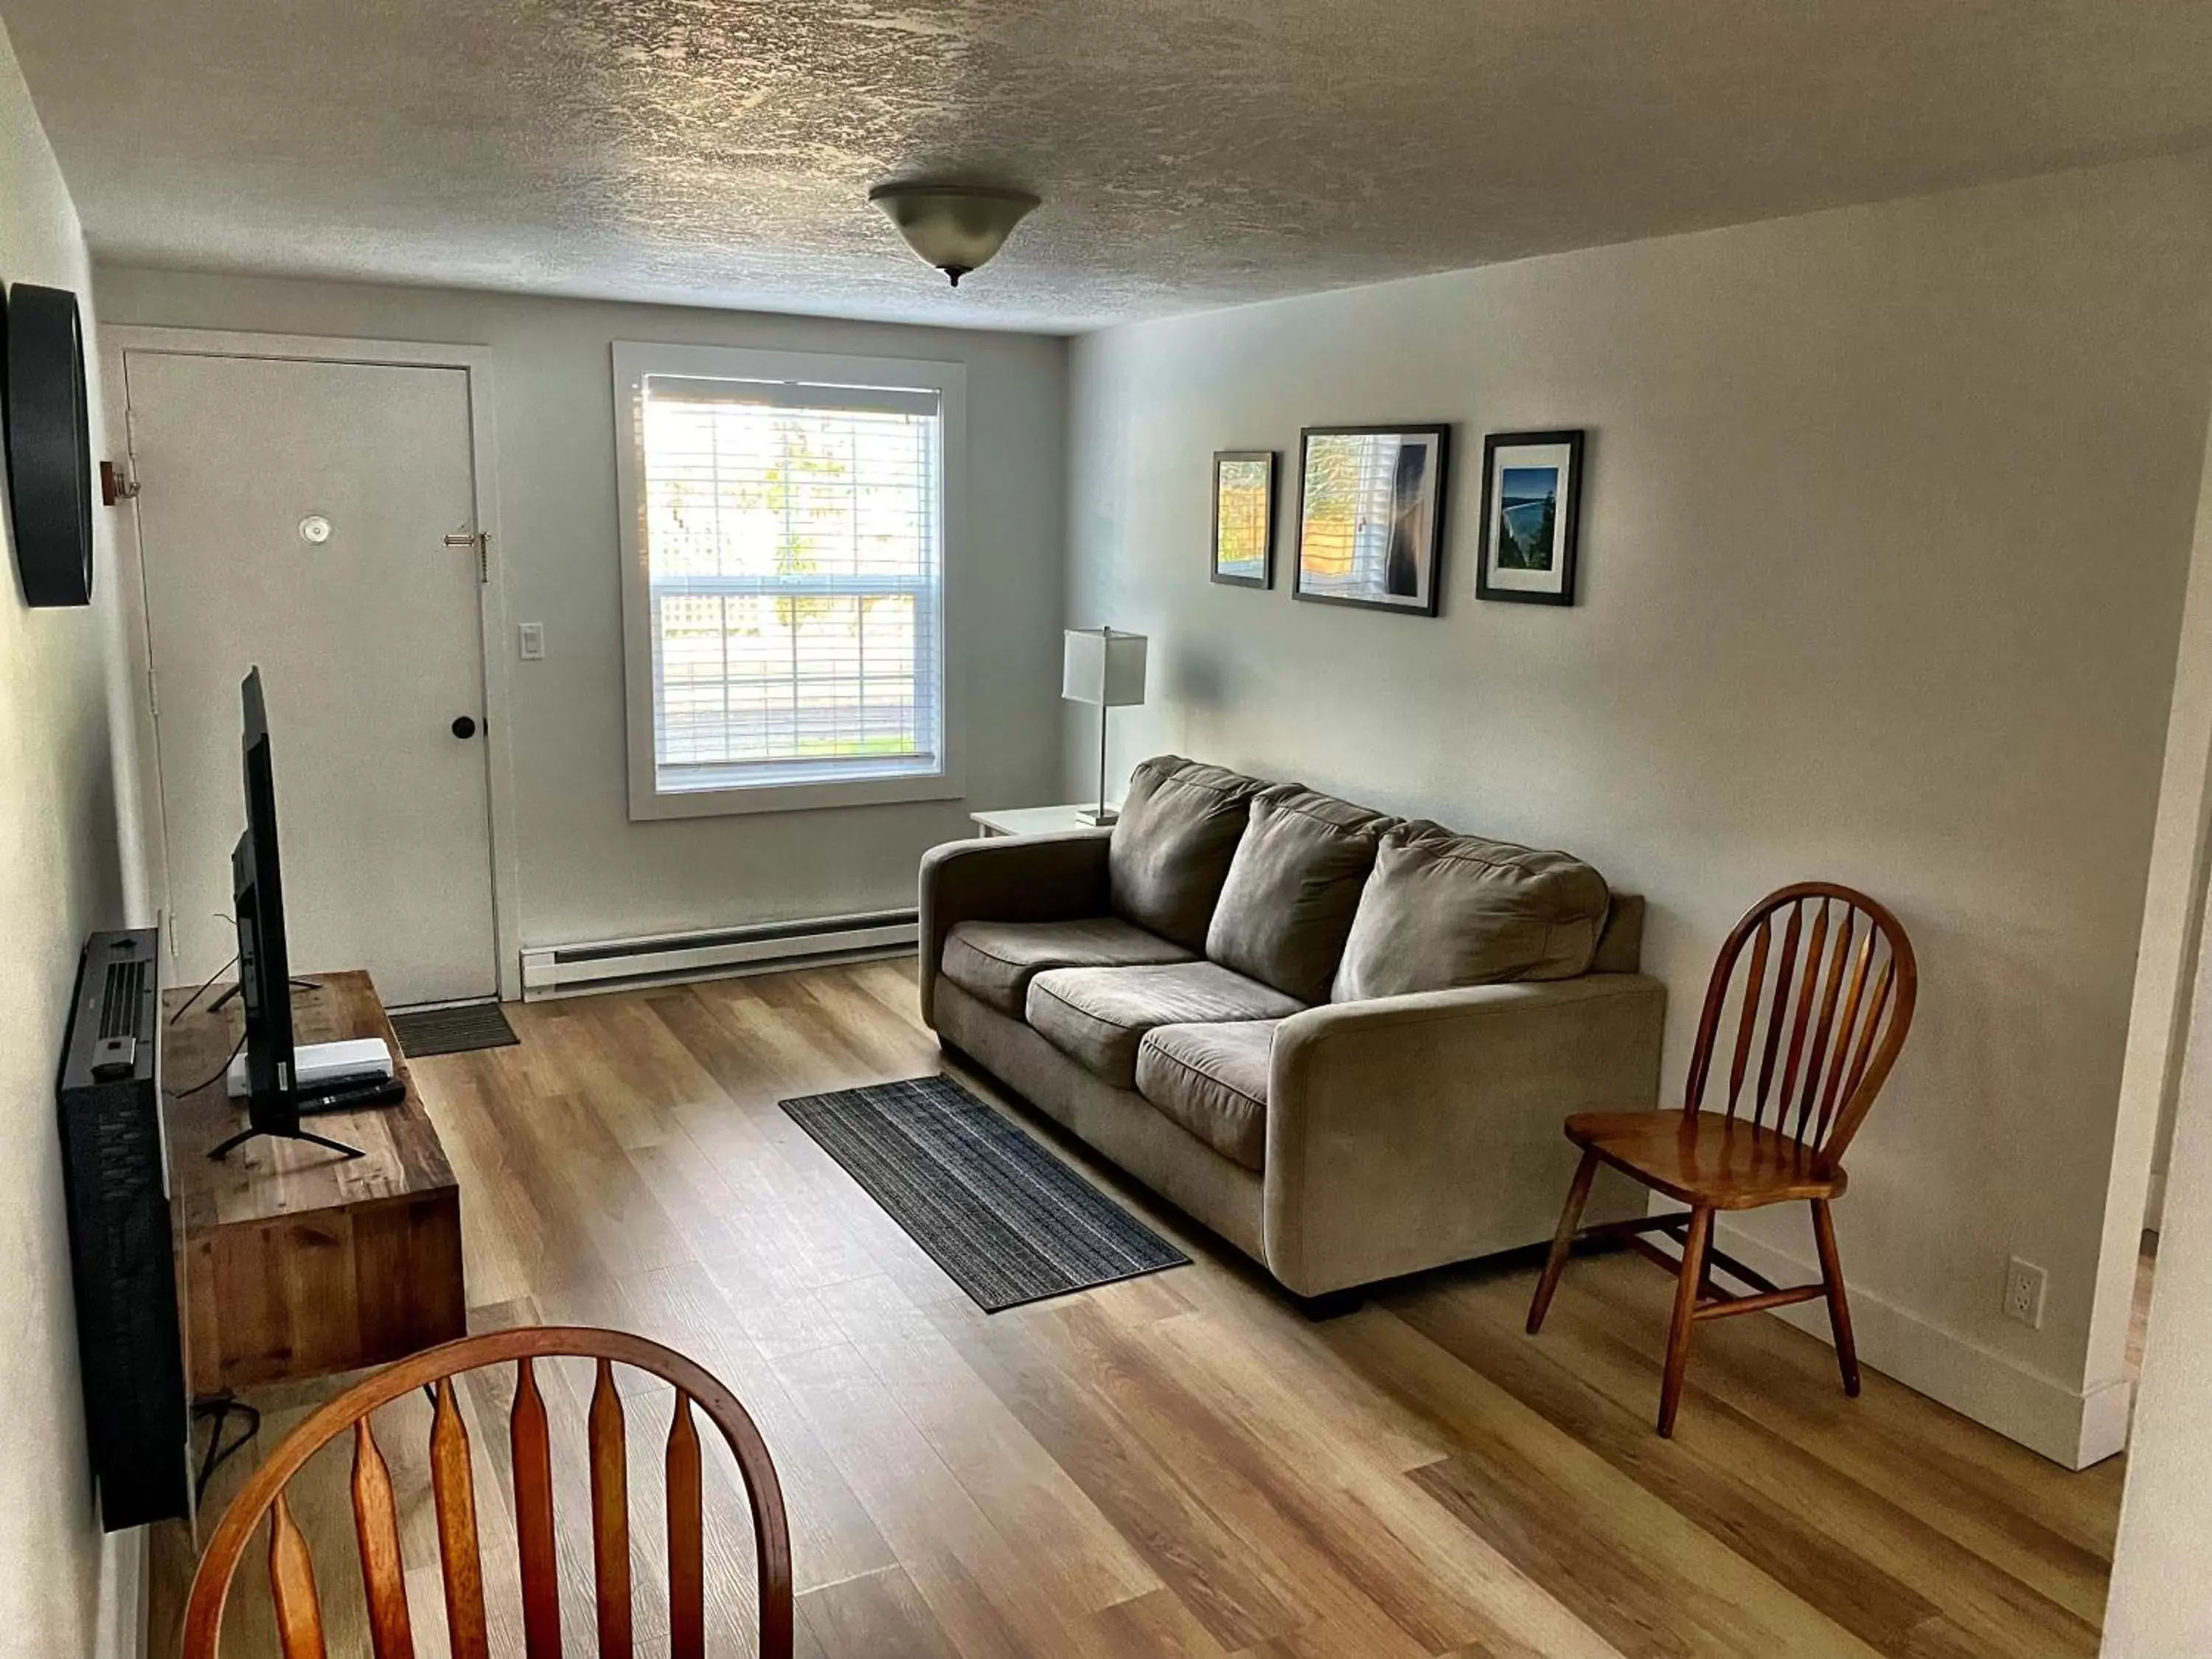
left=2076, top=1376, right=2136, bottom=1468
left=1712, top=1220, right=2127, bottom=1470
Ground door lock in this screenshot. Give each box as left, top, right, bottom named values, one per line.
left=451, top=715, right=479, bottom=740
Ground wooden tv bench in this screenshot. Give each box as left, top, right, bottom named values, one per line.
left=163, top=970, right=465, bottom=1394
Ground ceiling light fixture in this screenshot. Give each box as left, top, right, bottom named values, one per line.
left=869, top=182, right=1039, bottom=287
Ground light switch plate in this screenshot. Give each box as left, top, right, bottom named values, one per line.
left=518, top=622, right=546, bottom=661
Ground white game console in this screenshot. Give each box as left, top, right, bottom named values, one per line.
left=225, top=1036, right=394, bottom=1099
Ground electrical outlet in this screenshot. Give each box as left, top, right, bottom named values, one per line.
left=2003, top=1257, right=2047, bottom=1329
left=518, top=622, right=546, bottom=661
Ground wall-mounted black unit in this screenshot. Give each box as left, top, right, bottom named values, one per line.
left=2, top=282, right=97, bottom=608
left=57, top=927, right=191, bottom=1529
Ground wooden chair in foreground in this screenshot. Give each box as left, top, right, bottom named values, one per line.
left=1526, top=882, right=1918, bottom=1437
left=181, top=1326, right=793, bottom=1659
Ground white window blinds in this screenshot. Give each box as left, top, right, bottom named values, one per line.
left=637, top=374, right=945, bottom=796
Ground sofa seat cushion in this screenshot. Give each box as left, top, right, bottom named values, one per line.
left=1334, top=821, right=1612, bottom=1001
left=1110, top=757, right=1268, bottom=951
left=940, top=917, right=1196, bottom=1018
left=1206, top=784, right=1396, bottom=1002
left=1027, top=961, right=1306, bottom=1089
left=1135, top=1020, right=1277, bottom=1172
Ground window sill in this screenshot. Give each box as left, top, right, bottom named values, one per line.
left=627, top=765, right=966, bottom=821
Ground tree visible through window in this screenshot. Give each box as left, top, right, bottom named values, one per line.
left=638, top=376, right=944, bottom=796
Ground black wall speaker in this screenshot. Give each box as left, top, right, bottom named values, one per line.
left=1, top=282, right=95, bottom=608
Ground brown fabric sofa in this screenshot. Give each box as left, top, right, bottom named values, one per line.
left=918, top=757, right=1665, bottom=1301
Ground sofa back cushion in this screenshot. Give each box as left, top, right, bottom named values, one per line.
left=1206, top=785, right=1395, bottom=1001
left=1333, top=821, right=1611, bottom=1000
left=1110, top=757, right=1267, bottom=950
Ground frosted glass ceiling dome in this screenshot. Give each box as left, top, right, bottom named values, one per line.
left=869, top=183, right=1040, bottom=287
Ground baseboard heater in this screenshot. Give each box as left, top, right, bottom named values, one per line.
left=521, top=908, right=918, bottom=1000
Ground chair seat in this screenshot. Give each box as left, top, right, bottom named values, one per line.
left=1565, top=1109, right=1848, bottom=1210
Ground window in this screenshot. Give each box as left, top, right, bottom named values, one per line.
left=614, top=344, right=964, bottom=818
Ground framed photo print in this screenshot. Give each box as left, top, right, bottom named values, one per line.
left=1211, top=450, right=1277, bottom=588
left=1477, top=428, right=1584, bottom=605
left=1293, top=424, right=1450, bottom=616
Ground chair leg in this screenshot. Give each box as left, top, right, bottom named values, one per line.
left=1526, top=1150, right=1599, bottom=1336
left=1658, top=1206, right=1713, bottom=1438
left=1811, top=1199, right=1860, bottom=1398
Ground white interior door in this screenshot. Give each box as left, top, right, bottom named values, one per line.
left=128, top=350, right=498, bottom=1006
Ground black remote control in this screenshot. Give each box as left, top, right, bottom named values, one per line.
left=293, top=1076, right=408, bottom=1118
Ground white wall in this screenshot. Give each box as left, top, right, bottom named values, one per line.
left=2106, top=885, right=2212, bottom=1653
left=92, top=268, right=1070, bottom=953
left=1064, top=153, right=2212, bottom=1464
left=0, top=17, right=146, bottom=1658
left=2084, top=417, right=2212, bottom=1437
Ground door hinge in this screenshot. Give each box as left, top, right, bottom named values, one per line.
left=444, top=529, right=490, bottom=582
left=100, top=461, right=141, bottom=504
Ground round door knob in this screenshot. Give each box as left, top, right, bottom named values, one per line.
left=451, top=715, right=478, bottom=740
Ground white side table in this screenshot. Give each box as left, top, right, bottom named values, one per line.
left=970, top=803, right=1119, bottom=838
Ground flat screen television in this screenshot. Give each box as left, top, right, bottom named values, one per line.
left=233, top=667, right=294, bottom=1125
left=207, top=668, right=402, bottom=1162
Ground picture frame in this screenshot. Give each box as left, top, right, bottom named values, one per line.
left=1210, top=449, right=1277, bottom=588
left=1476, top=428, right=1585, bottom=605
left=1293, top=424, right=1450, bottom=616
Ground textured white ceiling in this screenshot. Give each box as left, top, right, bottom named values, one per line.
left=7, top=0, right=2212, bottom=332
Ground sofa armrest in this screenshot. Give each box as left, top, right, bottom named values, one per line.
left=1262, top=973, right=1666, bottom=1295
left=916, top=830, right=1113, bottom=1027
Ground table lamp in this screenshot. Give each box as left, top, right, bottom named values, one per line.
left=1062, top=626, right=1148, bottom=826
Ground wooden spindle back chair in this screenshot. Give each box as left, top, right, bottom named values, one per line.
left=1682, top=881, right=1918, bottom=1165
left=1526, top=883, right=1918, bottom=1436
left=181, top=1326, right=794, bottom=1659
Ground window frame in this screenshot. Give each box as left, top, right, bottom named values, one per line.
left=613, top=341, right=967, bottom=820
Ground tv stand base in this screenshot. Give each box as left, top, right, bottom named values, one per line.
left=205, top=1124, right=364, bottom=1162
left=204, top=1076, right=405, bottom=1161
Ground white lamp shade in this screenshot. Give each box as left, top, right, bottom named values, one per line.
left=1063, top=628, right=1147, bottom=707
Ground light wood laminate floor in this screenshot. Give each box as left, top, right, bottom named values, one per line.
left=150, top=959, right=2124, bottom=1657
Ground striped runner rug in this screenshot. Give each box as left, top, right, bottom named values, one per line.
left=780, top=1074, right=1189, bottom=1311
